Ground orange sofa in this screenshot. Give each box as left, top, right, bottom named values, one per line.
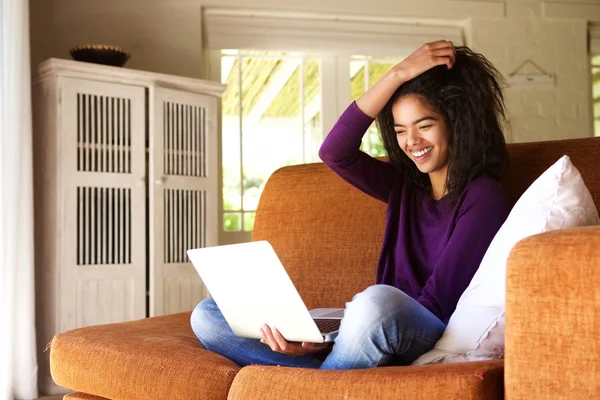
left=50, top=137, right=600, bottom=400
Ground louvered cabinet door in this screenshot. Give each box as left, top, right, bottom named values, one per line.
left=59, top=77, right=146, bottom=331
left=149, top=87, right=218, bottom=316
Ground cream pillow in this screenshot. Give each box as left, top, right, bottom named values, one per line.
left=419, top=314, right=505, bottom=364
left=413, top=155, right=600, bottom=365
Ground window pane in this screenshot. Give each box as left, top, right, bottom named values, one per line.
left=350, top=59, right=366, bottom=101
left=239, top=53, right=322, bottom=217
left=368, top=126, right=387, bottom=157
left=241, top=55, right=303, bottom=213
left=221, top=51, right=322, bottom=234
left=359, top=123, right=388, bottom=157
left=304, top=59, right=322, bottom=163
left=593, top=64, right=600, bottom=137
left=351, top=57, right=403, bottom=157
left=242, top=173, right=263, bottom=211
left=222, top=55, right=241, bottom=211
left=243, top=212, right=256, bottom=231
left=223, top=212, right=242, bottom=232
left=368, top=61, right=396, bottom=88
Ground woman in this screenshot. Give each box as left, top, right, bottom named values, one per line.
left=191, top=40, right=509, bottom=370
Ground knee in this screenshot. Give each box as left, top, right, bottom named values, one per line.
left=350, top=284, right=409, bottom=309
left=191, top=297, right=215, bottom=325
left=356, top=284, right=406, bottom=302
left=190, top=297, right=219, bottom=344
left=344, top=285, right=412, bottom=326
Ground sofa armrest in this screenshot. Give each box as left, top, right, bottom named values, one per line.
left=506, top=226, right=600, bottom=400
left=228, top=360, right=503, bottom=400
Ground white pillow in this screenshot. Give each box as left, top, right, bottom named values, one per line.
left=418, top=314, right=505, bottom=364
left=413, top=155, right=600, bottom=365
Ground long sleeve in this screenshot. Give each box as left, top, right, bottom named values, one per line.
left=417, top=180, right=509, bottom=323
left=318, top=102, right=398, bottom=203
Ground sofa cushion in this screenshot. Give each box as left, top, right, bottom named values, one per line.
left=228, top=360, right=504, bottom=400
left=50, top=312, right=240, bottom=400
left=414, top=155, right=599, bottom=365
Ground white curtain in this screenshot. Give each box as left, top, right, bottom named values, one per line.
left=0, top=0, right=39, bottom=397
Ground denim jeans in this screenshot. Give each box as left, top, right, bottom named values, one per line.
left=190, top=284, right=445, bottom=370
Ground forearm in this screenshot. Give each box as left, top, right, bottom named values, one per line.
left=355, top=70, right=406, bottom=118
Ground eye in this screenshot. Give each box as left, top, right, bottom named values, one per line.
left=395, top=130, right=406, bottom=136
left=419, top=125, right=432, bottom=130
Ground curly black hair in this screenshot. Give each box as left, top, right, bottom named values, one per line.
left=376, top=46, right=509, bottom=204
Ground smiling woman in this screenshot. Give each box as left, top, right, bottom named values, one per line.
left=312, top=41, right=510, bottom=369
left=193, top=41, right=512, bottom=371
left=376, top=45, right=508, bottom=205
left=391, top=96, right=450, bottom=199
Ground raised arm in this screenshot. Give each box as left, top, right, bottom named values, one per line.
left=318, top=103, right=398, bottom=202
left=417, top=178, right=509, bottom=323
left=319, top=40, right=456, bottom=203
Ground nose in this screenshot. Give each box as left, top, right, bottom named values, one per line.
left=406, top=128, right=421, bottom=148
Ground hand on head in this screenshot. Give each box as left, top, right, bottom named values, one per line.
left=355, top=40, right=456, bottom=118
left=390, top=40, right=456, bottom=84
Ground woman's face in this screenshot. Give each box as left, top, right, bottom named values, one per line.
left=391, top=94, right=450, bottom=175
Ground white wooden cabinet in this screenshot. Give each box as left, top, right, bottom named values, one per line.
left=32, top=58, right=225, bottom=394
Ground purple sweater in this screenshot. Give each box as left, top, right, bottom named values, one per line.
left=319, top=102, right=509, bottom=323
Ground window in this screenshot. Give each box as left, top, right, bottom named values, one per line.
left=220, top=50, right=322, bottom=235
left=592, top=55, right=600, bottom=137
left=219, top=52, right=407, bottom=243
left=218, top=52, right=409, bottom=243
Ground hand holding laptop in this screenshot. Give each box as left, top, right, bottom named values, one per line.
left=259, top=324, right=331, bottom=356
left=187, top=241, right=344, bottom=344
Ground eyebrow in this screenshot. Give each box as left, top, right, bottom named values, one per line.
left=394, top=116, right=438, bottom=128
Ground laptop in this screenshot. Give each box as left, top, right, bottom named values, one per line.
left=187, top=240, right=344, bottom=343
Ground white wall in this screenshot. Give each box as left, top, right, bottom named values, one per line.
left=30, top=0, right=205, bottom=79
left=469, top=0, right=595, bottom=142
left=30, top=0, right=600, bottom=142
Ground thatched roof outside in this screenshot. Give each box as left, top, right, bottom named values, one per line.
left=221, top=51, right=400, bottom=119
left=592, top=55, right=600, bottom=135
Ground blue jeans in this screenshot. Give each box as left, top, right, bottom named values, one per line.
left=190, top=284, right=445, bottom=370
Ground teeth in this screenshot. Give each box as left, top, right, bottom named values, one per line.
left=412, top=147, right=432, bottom=157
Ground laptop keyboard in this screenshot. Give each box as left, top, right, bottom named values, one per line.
left=314, top=319, right=341, bottom=334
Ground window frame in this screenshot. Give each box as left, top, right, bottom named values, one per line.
left=211, top=51, right=354, bottom=245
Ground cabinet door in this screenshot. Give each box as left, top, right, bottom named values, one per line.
left=59, top=77, right=146, bottom=332
left=148, top=87, right=218, bottom=316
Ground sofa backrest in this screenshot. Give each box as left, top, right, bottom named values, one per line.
left=252, top=137, right=600, bottom=309
left=501, top=137, right=600, bottom=208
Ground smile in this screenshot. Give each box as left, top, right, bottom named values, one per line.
left=411, top=146, right=433, bottom=158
